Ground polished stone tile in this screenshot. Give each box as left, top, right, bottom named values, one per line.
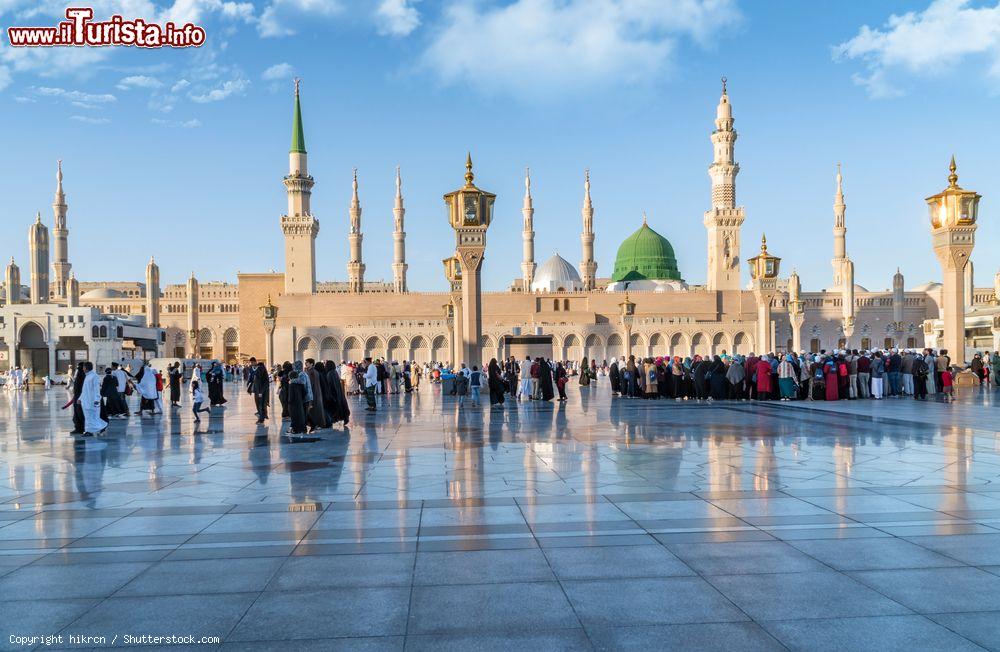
left=0, top=561, right=150, bottom=599
left=706, top=571, right=910, bottom=620
left=404, top=630, right=591, bottom=651
left=586, top=622, right=784, bottom=651
left=666, top=541, right=827, bottom=575
left=927, top=611, right=1000, bottom=651
left=229, top=588, right=411, bottom=640
left=117, top=557, right=286, bottom=596
left=269, top=553, right=414, bottom=589
left=850, top=567, right=1000, bottom=613
left=92, top=514, right=222, bottom=537
left=543, top=545, right=694, bottom=580
left=68, top=593, right=258, bottom=643
left=0, top=598, right=99, bottom=643
left=562, top=577, right=748, bottom=627
left=761, top=615, right=984, bottom=652
left=220, top=638, right=404, bottom=651
left=788, top=537, right=965, bottom=571
left=407, top=582, right=579, bottom=634
left=904, top=533, right=1000, bottom=565
left=414, top=549, right=553, bottom=585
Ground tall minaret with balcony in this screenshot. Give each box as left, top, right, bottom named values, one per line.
left=29, top=213, right=49, bottom=304
left=51, top=160, right=71, bottom=300
left=832, top=164, right=848, bottom=288
left=704, top=77, right=745, bottom=292
left=521, top=168, right=536, bottom=292
left=392, top=167, right=408, bottom=293
left=580, top=169, right=597, bottom=291
left=348, top=168, right=365, bottom=293
left=281, top=79, right=319, bottom=295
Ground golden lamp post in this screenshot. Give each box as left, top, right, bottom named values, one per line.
left=748, top=234, right=781, bottom=354
left=926, top=156, right=979, bottom=365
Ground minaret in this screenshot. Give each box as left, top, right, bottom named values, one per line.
left=788, top=269, right=804, bottom=352
left=4, top=258, right=21, bottom=305
left=347, top=168, right=365, bottom=293
left=145, top=256, right=160, bottom=327
left=994, top=268, right=1000, bottom=304
left=280, top=79, right=319, bottom=295
left=580, top=169, right=597, bottom=291
left=66, top=271, right=79, bottom=308
left=704, top=76, right=745, bottom=291
left=832, top=163, right=847, bottom=288
left=29, top=212, right=49, bottom=304
left=841, top=258, right=855, bottom=344
left=51, top=160, right=71, bottom=300
left=186, top=272, right=199, bottom=357
left=892, top=268, right=905, bottom=343
left=521, top=167, right=536, bottom=292
left=392, top=166, right=407, bottom=293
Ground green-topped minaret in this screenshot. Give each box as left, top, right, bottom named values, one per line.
left=290, top=77, right=306, bottom=154
left=281, top=77, right=319, bottom=295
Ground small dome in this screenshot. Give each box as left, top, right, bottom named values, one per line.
left=911, top=281, right=943, bottom=293
left=81, top=287, right=124, bottom=299
left=825, top=283, right=870, bottom=293
left=531, top=253, right=582, bottom=292
left=612, top=220, right=682, bottom=282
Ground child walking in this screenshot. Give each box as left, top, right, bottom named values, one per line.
left=191, top=379, right=211, bottom=421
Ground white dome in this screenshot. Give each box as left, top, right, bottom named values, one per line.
left=911, top=281, right=943, bottom=293
left=81, top=287, right=125, bottom=299
left=531, top=253, right=582, bottom=292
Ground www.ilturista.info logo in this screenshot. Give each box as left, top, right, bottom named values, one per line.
left=7, top=7, right=206, bottom=48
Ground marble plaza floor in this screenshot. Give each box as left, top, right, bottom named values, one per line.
left=2, top=382, right=1000, bottom=650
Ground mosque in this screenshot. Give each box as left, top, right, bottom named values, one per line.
left=2, top=80, right=999, bottom=379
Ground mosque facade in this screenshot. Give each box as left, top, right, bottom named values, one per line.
left=2, top=81, right=1000, bottom=378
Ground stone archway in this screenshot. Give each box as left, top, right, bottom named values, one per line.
left=17, top=321, right=49, bottom=380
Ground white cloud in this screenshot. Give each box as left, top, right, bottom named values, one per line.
left=258, top=0, right=342, bottom=37
left=420, top=0, right=740, bottom=99
left=70, top=115, right=111, bottom=124
left=171, top=79, right=191, bottom=93
left=262, top=62, right=295, bottom=81
left=376, top=0, right=420, bottom=37
left=33, top=86, right=117, bottom=103
left=835, top=0, right=1000, bottom=98
left=116, top=74, right=164, bottom=90
left=151, top=117, right=202, bottom=128
left=13, top=95, right=35, bottom=103
left=189, top=77, right=249, bottom=102
left=71, top=100, right=101, bottom=109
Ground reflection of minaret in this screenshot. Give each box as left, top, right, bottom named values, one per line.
left=704, top=77, right=745, bottom=292
left=145, top=257, right=160, bottom=327
left=29, top=213, right=49, bottom=304
left=706, top=438, right=743, bottom=492
left=186, top=273, right=199, bottom=357
left=521, top=168, right=535, bottom=292
left=831, top=439, right=855, bottom=516
left=394, top=449, right=409, bottom=503
left=939, top=427, right=970, bottom=521
left=832, top=164, right=847, bottom=288
left=4, top=258, right=21, bottom=305
left=52, top=160, right=71, bottom=300
left=580, top=170, right=597, bottom=291
left=753, top=440, right=780, bottom=492
left=281, top=79, right=319, bottom=295
left=347, top=168, right=365, bottom=293
left=392, top=167, right=407, bottom=293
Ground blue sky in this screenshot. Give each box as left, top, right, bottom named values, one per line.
left=1, top=0, right=998, bottom=293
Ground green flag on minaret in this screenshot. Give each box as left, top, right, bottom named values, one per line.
left=290, top=78, right=306, bottom=154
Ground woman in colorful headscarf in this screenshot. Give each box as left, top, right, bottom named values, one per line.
left=778, top=354, right=798, bottom=401
left=726, top=355, right=745, bottom=400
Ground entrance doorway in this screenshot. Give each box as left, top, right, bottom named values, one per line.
left=17, top=322, right=48, bottom=381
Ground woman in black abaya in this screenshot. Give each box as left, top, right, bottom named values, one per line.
left=487, top=359, right=506, bottom=406
left=324, top=361, right=351, bottom=426
left=537, top=358, right=555, bottom=402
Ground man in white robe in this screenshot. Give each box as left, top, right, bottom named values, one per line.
left=80, top=362, right=107, bottom=435
left=134, top=362, right=159, bottom=416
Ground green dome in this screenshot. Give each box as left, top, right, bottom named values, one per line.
left=612, top=220, right=682, bottom=282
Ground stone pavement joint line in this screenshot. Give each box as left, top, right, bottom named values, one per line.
left=1, top=383, right=999, bottom=650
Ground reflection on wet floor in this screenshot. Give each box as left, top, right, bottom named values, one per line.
left=2, top=383, right=1000, bottom=649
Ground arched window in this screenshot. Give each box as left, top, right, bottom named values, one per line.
left=564, top=299, right=570, bottom=311
left=554, top=299, right=560, bottom=311
left=92, top=326, right=99, bottom=338
left=99, top=325, right=107, bottom=338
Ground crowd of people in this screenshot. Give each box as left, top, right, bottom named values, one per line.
left=604, top=348, right=999, bottom=402
left=5, top=344, right=997, bottom=438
